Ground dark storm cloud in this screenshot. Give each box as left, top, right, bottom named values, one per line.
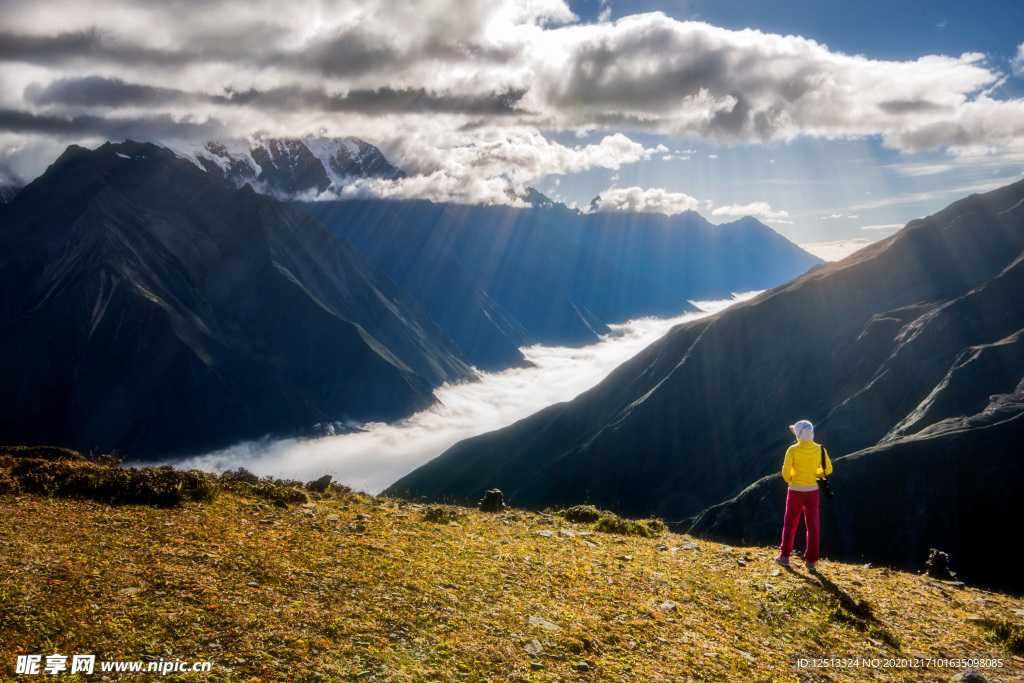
left=25, top=76, right=190, bottom=108
left=292, top=27, right=520, bottom=79
left=896, top=121, right=973, bottom=150
left=0, top=29, right=104, bottom=64
left=300, top=28, right=402, bottom=77
left=215, top=85, right=529, bottom=116
left=877, top=99, right=948, bottom=115
left=0, top=29, right=197, bottom=66
left=549, top=25, right=748, bottom=113
left=0, top=109, right=223, bottom=139
left=16, top=73, right=527, bottom=126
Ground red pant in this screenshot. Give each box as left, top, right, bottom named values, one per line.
left=780, top=488, right=820, bottom=563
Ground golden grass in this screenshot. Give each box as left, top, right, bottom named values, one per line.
left=2, top=462, right=1023, bottom=682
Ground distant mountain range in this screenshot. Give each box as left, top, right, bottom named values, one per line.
left=387, top=178, right=1024, bottom=591
left=0, top=141, right=470, bottom=458
left=542, top=208, right=822, bottom=301
left=176, top=134, right=820, bottom=370
left=297, top=194, right=820, bottom=370
left=0, top=136, right=823, bottom=461
left=299, top=200, right=690, bottom=369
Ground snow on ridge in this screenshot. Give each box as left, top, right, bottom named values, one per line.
left=343, top=138, right=361, bottom=160
left=301, top=136, right=397, bottom=187
left=157, top=135, right=400, bottom=197
left=303, top=137, right=351, bottom=186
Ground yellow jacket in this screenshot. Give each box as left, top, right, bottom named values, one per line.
left=782, top=441, right=833, bottom=487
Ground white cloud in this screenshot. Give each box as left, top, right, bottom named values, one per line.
left=5, top=0, right=1024, bottom=196
left=712, top=201, right=790, bottom=222
left=861, top=222, right=905, bottom=230
left=313, top=128, right=661, bottom=204
left=1012, top=43, right=1024, bottom=77
left=588, top=186, right=710, bottom=215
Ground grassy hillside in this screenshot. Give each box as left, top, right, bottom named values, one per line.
left=1, top=448, right=1022, bottom=682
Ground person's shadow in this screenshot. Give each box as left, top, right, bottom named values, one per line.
left=777, top=566, right=900, bottom=648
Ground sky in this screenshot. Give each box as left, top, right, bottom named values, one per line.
left=169, top=294, right=756, bottom=492
left=2, top=0, right=1024, bottom=251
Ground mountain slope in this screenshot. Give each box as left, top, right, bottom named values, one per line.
left=0, top=141, right=471, bottom=457
left=387, top=179, right=1024, bottom=589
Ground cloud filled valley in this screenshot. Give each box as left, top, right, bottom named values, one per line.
left=171, top=296, right=756, bottom=493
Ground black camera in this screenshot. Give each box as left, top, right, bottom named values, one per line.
left=817, top=477, right=835, bottom=499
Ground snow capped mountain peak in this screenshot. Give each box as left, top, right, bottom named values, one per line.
left=177, top=136, right=405, bottom=199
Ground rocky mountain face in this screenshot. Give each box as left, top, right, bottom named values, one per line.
left=186, top=136, right=404, bottom=199
left=387, top=179, right=1024, bottom=591
left=0, top=141, right=471, bottom=458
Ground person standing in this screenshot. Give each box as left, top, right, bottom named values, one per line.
left=776, top=419, right=832, bottom=571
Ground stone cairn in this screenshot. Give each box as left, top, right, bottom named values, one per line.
left=925, top=548, right=956, bottom=580
left=479, top=488, right=506, bottom=512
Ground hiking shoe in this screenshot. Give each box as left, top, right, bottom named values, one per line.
left=805, top=562, right=817, bottom=572
left=775, top=556, right=790, bottom=567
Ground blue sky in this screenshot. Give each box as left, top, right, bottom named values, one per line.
left=2, top=0, right=1023, bottom=255
left=545, top=0, right=1024, bottom=250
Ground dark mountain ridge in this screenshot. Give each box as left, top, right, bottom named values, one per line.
left=387, top=178, right=1024, bottom=590
left=0, top=141, right=471, bottom=457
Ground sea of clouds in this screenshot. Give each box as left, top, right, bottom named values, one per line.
left=171, top=293, right=760, bottom=493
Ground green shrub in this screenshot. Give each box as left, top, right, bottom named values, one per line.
left=0, top=445, right=86, bottom=463
left=7, top=457, right=216, bottom=507
left=594, top=513, right=666, bottom=538
left=562, top=504, right=602, bottom=524
left=219, top=467, right=261, bottom=485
